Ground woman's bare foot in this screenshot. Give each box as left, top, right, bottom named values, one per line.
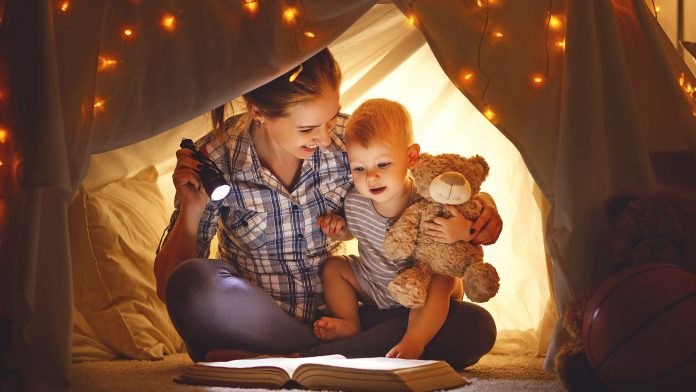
left=204, top=348, right=299, bottom=362
left=313, top=317, right=360, bottom=341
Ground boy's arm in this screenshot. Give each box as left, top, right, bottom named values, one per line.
left=317, top=213, right=354, bottom=241
left=386, top=274, right=457, bottom=359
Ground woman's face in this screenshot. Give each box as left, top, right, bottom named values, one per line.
left=260, top=87, right=341, bottom=160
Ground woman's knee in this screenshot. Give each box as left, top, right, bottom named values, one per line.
left=165, top=259, right=225, bottom=316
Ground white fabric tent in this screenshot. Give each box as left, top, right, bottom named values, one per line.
left=1, top=0, right=695, bottom=390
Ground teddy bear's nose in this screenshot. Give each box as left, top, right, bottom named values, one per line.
left=440, top=172, right=465, bottom=186
left=429, top=172, right=472, bottom=205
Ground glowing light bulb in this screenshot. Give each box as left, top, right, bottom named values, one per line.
left=654, top=5, right=661, bottom=13
left=493, top=31, right=503, bottom=38
left=0, top=128, right=7, bottom=143
left=122, top=28, right=134, bottom=39
left=679, top=73, right=685, bottom=87
left=408, top=14, right=416, bottom=26
left=484, top=107, right=495, bottom=121
left=549, top=15, right=561, bottom=29
left=463, top=72, right=474, bottom=81
left=283, top=8, right=297, bottom=24
left=303, top=31, right=315, bottom=38
left=0, top=160, right=3, bottom=167
left=532, top=75, right=545, bottom=85
left=556, top=40, right=566, bottom=49
left=60, top=1, right=69, bottom=12
left=243, top=0, right=258, bottom=13
left=94, top=99, right=106, bottom=110
left=477, top=0, right=484, bottom=7
left=97, top=56, right=118, bottom=72
left=288, top=64, right=304, bottom=82
left=161, top=14, right=176, bottom=31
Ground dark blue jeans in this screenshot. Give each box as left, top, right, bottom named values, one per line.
left=165, top=258, right=496, bottom=370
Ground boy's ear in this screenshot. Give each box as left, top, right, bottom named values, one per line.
left=407, top=143, right=420, bottom=169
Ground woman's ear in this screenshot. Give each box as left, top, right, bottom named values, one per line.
left=246, top=102, right=265, bottom=124
left=407, top=143, right=420, bottom=169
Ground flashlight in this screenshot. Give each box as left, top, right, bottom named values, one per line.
left=180, top=138, right=231, bottom=201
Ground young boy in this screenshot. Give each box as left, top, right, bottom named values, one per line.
left=315, top=98, right=474, bottom=359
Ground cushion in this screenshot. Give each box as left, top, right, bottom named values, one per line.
left=69, top=166, right=184, bottom=360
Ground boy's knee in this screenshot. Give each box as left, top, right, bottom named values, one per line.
left=165, top=259, right=216, bottom=310
left=321, top=255, right=349, bottom=278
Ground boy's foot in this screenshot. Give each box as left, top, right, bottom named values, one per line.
left=313, top=317, right=360, bottom=341
left=204, top=349, right=298, bottom=362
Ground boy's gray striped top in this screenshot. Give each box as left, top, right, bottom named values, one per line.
left=345, top=187, right=415, bottom=309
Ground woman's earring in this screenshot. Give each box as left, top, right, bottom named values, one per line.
left=254, top=120, right=262, bottom=128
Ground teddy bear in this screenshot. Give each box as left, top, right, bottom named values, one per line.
left=383, top=152, right=500, bottom=308
left=554, top=189, right=696, bottom=391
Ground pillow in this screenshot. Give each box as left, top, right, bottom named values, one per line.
left=69, top=166, right=184, bottom=360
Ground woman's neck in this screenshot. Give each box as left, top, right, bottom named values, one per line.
left=251, top=125, right=301, bottom=189
left=372, top=177, right=413, bottom=218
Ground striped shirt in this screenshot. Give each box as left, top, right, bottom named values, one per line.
left=160, top=113, right=352, bottom=323
left=345, top=187, right=415, bottom=310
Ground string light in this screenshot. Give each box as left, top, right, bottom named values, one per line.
left=243, top=0, right=258, bottom=13
left=477, top=0, right=483, bottom=7
left=532, top=74, right=545, bottom=86
left=408, top=14, right=416, bottom=26
left=549, top=15, right=561, bottom=29
left=93, top=99, right=106, bottom=110
left=493, top=31, right=503, bottom=38
left=462, top=71, right=474, bottom=81
left=283, top=7, right=297, bottom=24
left=654, top=5, right=661, bottom=13
left=556, top=40, right=566, bottom=49
left=303, top=31, right=315, bottom=38
left=0, top=128, right=7, bottom=143
left=288, top=64, right=304, bottom=82
left=97, top=56, right=118, bottom=72
left=122, top=27, right=134, bottom=40
left=161, top=14, right=176, bottom=31
left=59, top=1, right=70, bottom=12
left=484, top=107, right=495, bottom=120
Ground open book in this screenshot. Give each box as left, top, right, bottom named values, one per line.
left=177, top=354, right=469, bottom=391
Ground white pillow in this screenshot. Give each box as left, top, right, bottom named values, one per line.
left=70, top=166, right=184, bottom=360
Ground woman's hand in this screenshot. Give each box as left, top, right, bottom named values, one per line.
left=470, top=193, right=503, bottom=245
left=173, top=148, right=210, bottom=218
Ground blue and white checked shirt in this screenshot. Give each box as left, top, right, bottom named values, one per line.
left=161, top=113, right=352, bottom=323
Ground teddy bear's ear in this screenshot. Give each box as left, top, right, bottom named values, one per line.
left=470, top=155, right=490, bottom=180
left=414, top=153, right=432, bottom=171
left=604, top=191, right=637, bottom=226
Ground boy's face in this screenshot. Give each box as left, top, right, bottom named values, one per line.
left=347, top=133, right=419, bottom=206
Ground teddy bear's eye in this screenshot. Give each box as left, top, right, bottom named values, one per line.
left=377, top=162, right=391, bottom=169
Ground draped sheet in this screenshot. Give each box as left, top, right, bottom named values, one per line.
left=2, top=0, right=695, bottom=389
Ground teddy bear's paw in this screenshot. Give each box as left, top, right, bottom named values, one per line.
left=387, top=269, right=431, bottom=309
left=462, top=263, right=500, bottom=302
left=555, top=341, right=610, bottom=392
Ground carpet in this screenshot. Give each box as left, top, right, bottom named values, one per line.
left=71, top=353, right=564, bottom=391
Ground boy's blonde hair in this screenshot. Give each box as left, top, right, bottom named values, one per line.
left=346, top=98, right=414, bottom=147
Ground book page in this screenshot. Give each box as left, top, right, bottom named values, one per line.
left=295, top=357, right=441, bottom=372
left=197, top=354, right=347, bottom=375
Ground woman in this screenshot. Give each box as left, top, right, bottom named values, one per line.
left=154, top=48, right=502, bottom=370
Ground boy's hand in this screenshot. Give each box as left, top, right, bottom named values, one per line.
left=386, top=338, right=424, bottom=360
left=316, top=213, right=351, bottom=240
left=423, top=205, right=473, bottom=243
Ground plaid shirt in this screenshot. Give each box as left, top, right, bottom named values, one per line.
left=161, top=113, right=352, bottom=323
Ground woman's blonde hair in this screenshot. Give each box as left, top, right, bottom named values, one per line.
left=346, top=98, right=414, bottom=147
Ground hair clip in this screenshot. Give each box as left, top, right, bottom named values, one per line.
left=288, top=64, right=304, bottom=82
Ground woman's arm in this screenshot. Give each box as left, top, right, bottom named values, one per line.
left=154, top=148, right=211, bottom=301
left=470, top=192, right=502, bottom=245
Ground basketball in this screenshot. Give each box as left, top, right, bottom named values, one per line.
left=583, top=263, right=696, bottom=391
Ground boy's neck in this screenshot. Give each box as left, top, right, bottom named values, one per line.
left=372, top=177, right=413, bottom=218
